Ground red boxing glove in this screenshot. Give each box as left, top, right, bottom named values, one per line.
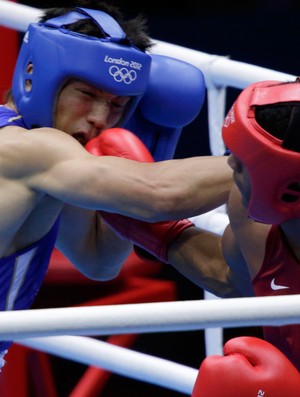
left=86, top=128, right=194, bottom=263
left=192, top=336, right=300, bottom=397
left=85, top=128, right=154, bottom=162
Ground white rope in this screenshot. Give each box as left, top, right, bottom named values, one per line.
left=19, top=335, right=198, bottom=395
left=206, top=84, right=227, bottom=155
left=0, top=295, right=297, bottom=340
left=150, top=40, right=296, bottom=90
left=0, top=0, right=42, bottom=32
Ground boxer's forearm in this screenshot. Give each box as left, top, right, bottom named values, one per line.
left=168, top=226, right=249, bottom=298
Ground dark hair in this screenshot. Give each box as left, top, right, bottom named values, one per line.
left=40, top=1, right=153, bottom=52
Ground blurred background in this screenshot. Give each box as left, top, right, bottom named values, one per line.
left=1, top=1, right=300, bottom=396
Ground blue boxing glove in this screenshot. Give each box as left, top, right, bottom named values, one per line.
left=124, top=54, right=206, bottom=161
left=140, top=54, right=205, bottom=128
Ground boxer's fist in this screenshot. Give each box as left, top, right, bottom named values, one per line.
left=192, top=336, right=300, bottom=397
left=85, top=128, right=194, bottom=263
left=85, top=128, right=154, bottom=162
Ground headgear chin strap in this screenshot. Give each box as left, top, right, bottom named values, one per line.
left=12, top=7, right=151, bottom=129
left=222, top=79, right=300, bottom=225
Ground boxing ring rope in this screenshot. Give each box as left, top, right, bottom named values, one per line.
left=0, top=0, right=299, bottom=393
left=0, top=0, right=41, bottom=31
left=1, top=295, right=300, bottom=341
left=7, top=294, right=300, bottom=394
left=20, top=336, right=199, bottom=395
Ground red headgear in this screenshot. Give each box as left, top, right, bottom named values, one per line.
left=222, top=79, right=300, bottom=224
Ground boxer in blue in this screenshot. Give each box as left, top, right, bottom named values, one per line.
left=0, top=0, right=232, bottom=369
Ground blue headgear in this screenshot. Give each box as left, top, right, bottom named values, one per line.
left=12, top=7, right=152, bottom=128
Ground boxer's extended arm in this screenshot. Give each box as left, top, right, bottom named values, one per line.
left=85, top=128, right=195, bottom=263
left=86, top=129, right=251, bottom=295
left=20, top=127, right=231, bottom=222
left=86, top=130, right=244, bottom=294
left=85, top=129, right=231, bottom=220
left=192, top=336, right=300, bottom=397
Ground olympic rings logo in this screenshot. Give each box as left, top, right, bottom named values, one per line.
left=109, top=66, right=137, bottom=84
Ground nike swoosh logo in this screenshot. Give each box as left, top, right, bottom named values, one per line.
left=271, top=278, right=290, bottom=291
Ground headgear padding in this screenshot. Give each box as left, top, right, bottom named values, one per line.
left=12, top=7, right=151, bottom=128
left=222, top=79, right=300, bottom=224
